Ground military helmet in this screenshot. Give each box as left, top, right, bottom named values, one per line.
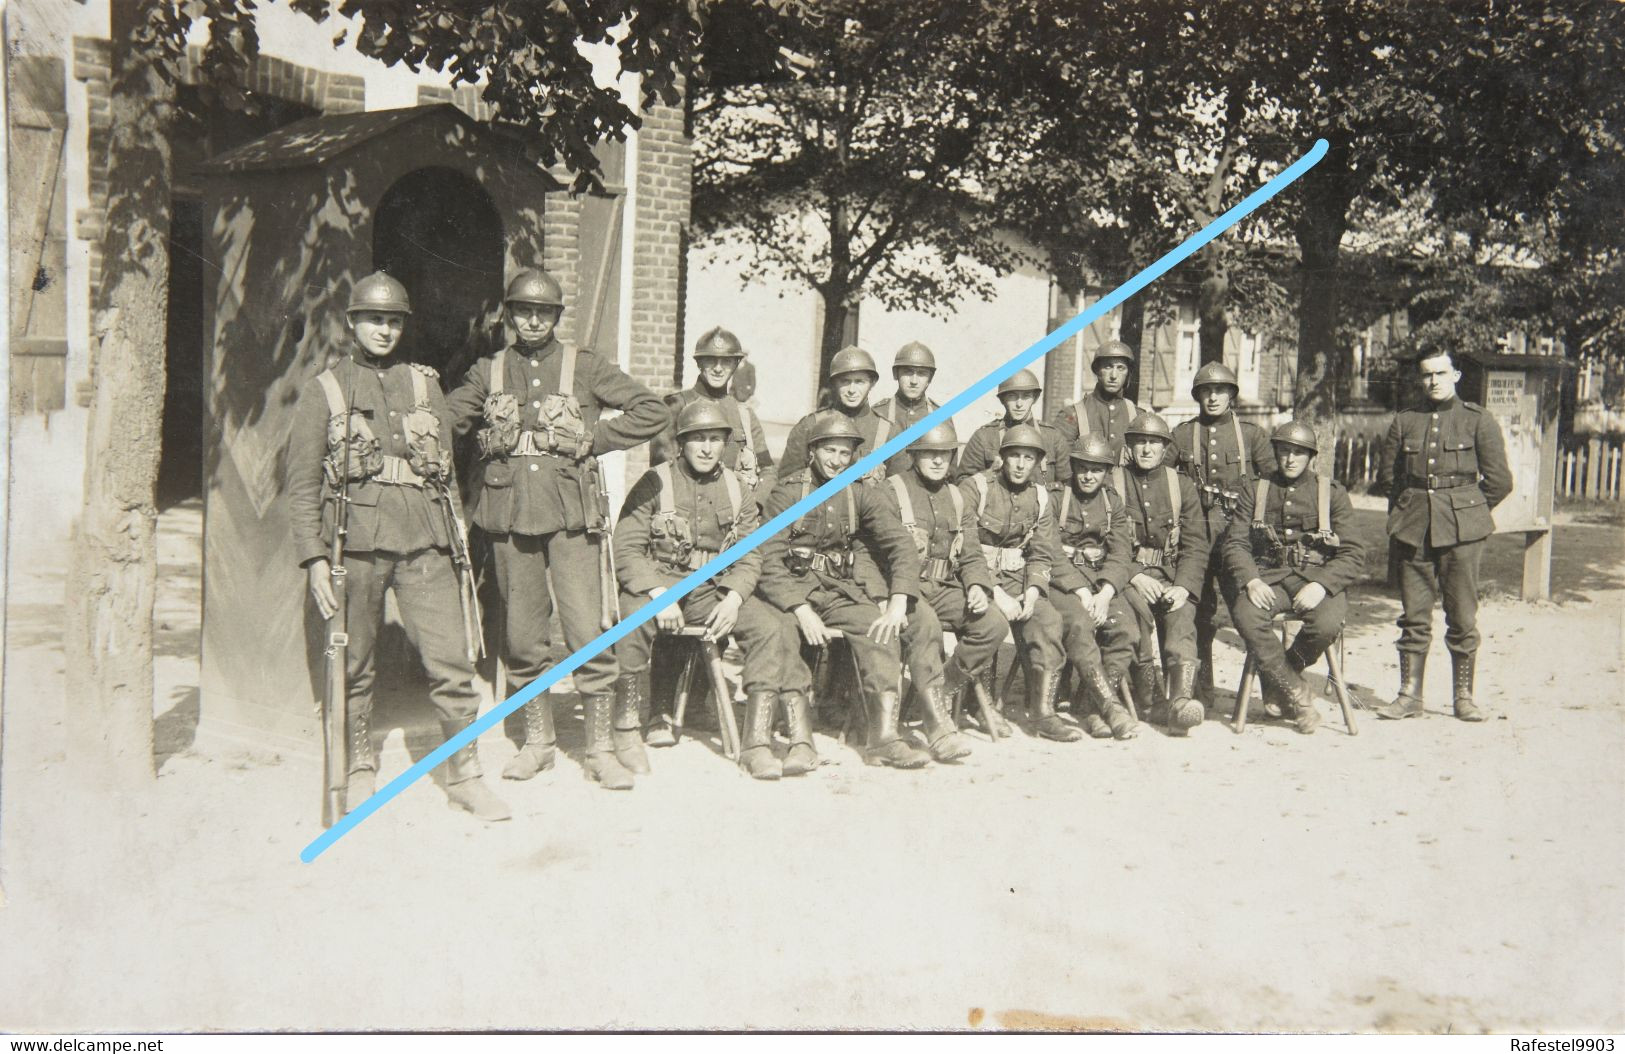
left=694, top=326, right=745, bottom=360
left=999, top=423, right=1047, bottom=455
left=997, top=368, right=1043, bottom=396
left=828, top=346, right=879, bottom=380
left=911, top=420, right=958, bottom=452
left=1068, top=433, right=1117, bottom=466
left=1270, top=420, right=1320, bottom=454
left=893, top=341, right=937, bottom=372
left=1124, top=411, right=1173, bottom=442
left=346, top=272, right=412, bottom=315
left=675, top=400, right=734, bottom=440
left=504, top=269, right=565, bottom=308
left=1091, top=340, right=1135, bottom=370
left=807, top=411, right=866, bottom=448
left=1191, top=361, right=1240, bottom=395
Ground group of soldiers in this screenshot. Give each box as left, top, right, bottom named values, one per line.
left=289, top=269, right=1512, bottom=823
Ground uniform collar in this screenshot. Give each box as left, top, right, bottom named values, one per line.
left=1093, top=384, right=1130, bottom=404
left=694, top=381, right=729, bottom=400
left=350, top=346, right=395, bottom=371
left=510, top=336, right=560, bottom=359
left=1072, top=480, right=1106, bottom=501
left=910, top=471, right=949, bottom=493
left=1197, top=409, right=1235, bottom=425
left=893, top=393, right=928, bottom=411
left=833, top=401, right=871, bottom=419
left=1425, top=394, right=1460, bottom=411
left=1001, top=412, right=1035, bottom=428
left=1274, top=469, right=1315, bottom=487
left=679, top=459, right=724, bottom=484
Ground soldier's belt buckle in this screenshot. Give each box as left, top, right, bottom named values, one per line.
left=328, top=632, right=349, bottom=646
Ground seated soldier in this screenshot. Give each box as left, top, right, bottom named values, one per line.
left=1222, top=421, right=1367, bottom=734
left=955, top=369, right=1069, bottom=486
left=1048, top=434, right=1141, bottom=740
left=1118, top=412, right=1211, bottom=736
left=651, top=327, right=776, bottom=509
left=757, top=412, right=943, bottom=769
left=779, top=347, right=908, bottom=481
left=613, top=401, right=805, bottom=779
left=961, top=424, right=1073, bottom=741
left=879, top=420, right=1007, bottom=762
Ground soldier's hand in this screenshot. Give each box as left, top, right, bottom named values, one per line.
left=1292, top=582, right=1328, bottom=613
left=1131, top=573, right=1164, bottom=605
left=650, top=587, right=685, bottom=633
left=1245, top=578, right=1275, bottom=611
left=966, top=584, right=991, bottom=614
left=573, top=435, right=595, bottom=462
left=308, top=560, right=338, bottom=620
left=1164, top=585, right=1190, bottom=611
left=794, top=605, right=832, bottom=647
left=994, top=588, right=1022, bottom=622
left=704, top=590, right=742, bottom=641
left=866, top=596, right=909, bottom=645
left=1083, top=590, right=1109, bottom=627
left=1018, top=586, right=1041, bottom=621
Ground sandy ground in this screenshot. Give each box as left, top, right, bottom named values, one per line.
left=1, top=498, right=1622, bottom=1033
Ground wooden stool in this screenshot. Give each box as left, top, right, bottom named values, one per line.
left=1232, top=616, right=1357, bottom=735
left=665, top=626, right=742, bottom=759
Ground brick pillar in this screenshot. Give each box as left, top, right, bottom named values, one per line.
left=540, top=191, right=583, bottom=345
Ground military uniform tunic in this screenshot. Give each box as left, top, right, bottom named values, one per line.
left=1118, top=464, right=1210, bottom=667
left=650, top=383, right=778, bottom=508
left=873, top=393, right=939, bottom=436
left=1052, top=387, right=1142, bottom=464
left=955, top=416, right=1071, bottom=486
left=960, top=472, right=1066, bottom=673
left=1380, top=395, right=1512, bottom=657
left=1047, top=481, right=1141, bottom=679
left=445, top=339, right=669, bottom=695
left=779, top=402, right=908, bottom=480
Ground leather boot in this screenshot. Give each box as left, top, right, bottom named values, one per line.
left=863, top=688, right=931, bottom=768
left=919, top=677, right=972, bottom=762
left=644, top=713, right=678, bottom=748
left=1452, top=652, right=1484, bottom=722
left=443, top=723, right=512, bottom=821
left=1164, top=662, right=1203, bottom=735
left=979, top=664, right=1013, bottom=738
left=1265, top=640, right=1316, bottom=719
left=1376, top=650, right=1426, bottom=719
left=1195, top=629, right=1216, bottom=707
left=1130, top=659, right=1166, bottom=723
left=345, top=706, right=377, bottom=811
left=502, top=697, right=556, bottom=780
left=582, top=693, right=635, bottom=790
left=1088, top=666, right=1139, bottom=740
left=780, top=690, right=819, bottom=776
left=739, top=690, right=784, bottom=779
left=1259, top=657, right=1318, bottom=735
left=1079, top=686, right=1114, bottom=740
left=612, top=675, right=652, bottom=774
left=1030, top=667, right=1082, bottom=742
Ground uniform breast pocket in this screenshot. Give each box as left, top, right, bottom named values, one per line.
left=715, top=507, right=741, bottom=543
left=1443, top=436, right=1477, bottom=472
left=1402, top=439, right=1424, bottom=474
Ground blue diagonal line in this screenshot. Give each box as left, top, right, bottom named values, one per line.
left=300, top=138, right=1326, bottom=861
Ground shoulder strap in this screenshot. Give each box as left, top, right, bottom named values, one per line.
left=1059, top=487, right=1073, bottom=529
left=971, top=472, right=991, bottom=518
left=490, top=350, right=505, bottom=394
left=316, top=369, right=346, bottom=416
left=876, top=408, right=894, bottom=448
left=1318, top=473, right=1332, bottom=532
left=889, top=475, right=915, bottom=527
left=720, top=467, right=743, bottom=543
left=558, top=347, right=577, bottom=394
left=1034, top=483, right=1049, bottom=519
left=844, top=486, right=855, bottom=536
left=409, top=365, right=429, bottom=408
left=1253, top=479, right=1270, bottom=526
left=1071, top=396, right=1095, bottom=436
left=1233, top=415, right=1249, bottom=478
left=947, top=483, right=964, bottom=526
left=1165, top=468, right=1181, bottom=522
left=1110, top=466, right=1125, bottom=499
left=654, top=463, right=675, bottom=518
left=737, top=401, right=757, bottom=447
left=1102, top=485, right=1117, bottom=519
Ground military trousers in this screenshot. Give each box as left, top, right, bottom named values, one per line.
left=918, top=580, right=1008, bottom=681
left=1122, top=569, right=1198, bottom=668
left=1049, top=587, right=1139, bottom=679
left=794, top=586, right=945, bottom=696
left=1224, top=572, right=1347, bottom=671
left=1394, top=535, right=1485, bottom=657
left=989, top=570, right=1065, bottom=673
left=489, top=528, right=618, bottom=696
left=1194, top=508, right=1236, bottom=658
left=615, top=581, right=797, bottom=695
left=335, top=547, right=480, bottom=733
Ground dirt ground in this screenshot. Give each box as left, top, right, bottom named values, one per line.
left=1, top=498, right=1621, bottom=1033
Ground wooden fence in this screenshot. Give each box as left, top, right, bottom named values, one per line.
left=1328, top=430, right=1384, bottom=491
left=1560, top=436, right=1624, bottom=502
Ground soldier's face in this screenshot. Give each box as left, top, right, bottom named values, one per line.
left=1000, top=391, right=1037, bottom=421
left=696, top=355, right=737, bottom=390
left=1196, top=384, right=1234, bottom=417
left=1002, top=447, right=1040, bottom=485
left=1418, top=355, right=1460, bottom=403
left=1075, top=463, right=1108, bottom=495
left=895, top=366, right=933, bottom=401
left=1132, top=437, right=1168, bottom=470
left=507, top=303, right=560, bottom=346
left=913, top=448, right=952, bottom=482
left=347, top=311, right=405, bottom=357
left=1096, top=361, right=1129, bottom=394
left=681, top=428, right=730, bottom=474
left=1275, top=444, right=1312, bottom=480
left=832, top=372, right=873, bottom=409
left=811, top=438, right=857, bottom=479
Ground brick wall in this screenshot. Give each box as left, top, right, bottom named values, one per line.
left=630, top=90, right=691, bottom=401
left=417, top=83, right=495, bottom=122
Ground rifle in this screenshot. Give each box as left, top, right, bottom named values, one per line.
left=320, top=379, right=354, bottom=829
left=584, top=455, right=620, bottom=631
left=436, top=482, right=486, bottom=663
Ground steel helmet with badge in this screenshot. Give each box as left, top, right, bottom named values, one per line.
left=997, top=369, right=1043, bottom=396
left=504, top=269, right=565, bottom=308
left=694, top=326, right=746, bottom=361
left=911, top=420, right=959, bottom=452
left=999, top=423, right=1047, bottom=455
left=1191, top=361, right=1239, bottom=396
left=829, top=346, right=880, bottom=380
left=1091, top=340, right=1135, bottom=370
left=893, top=341, right=937, bottom=372
left=675, top=400, right=734, bottom=440
left=808, top=411, right=866, bottom=448
left=1069, top=433, right=1117, bottom=467
left=1271, top=420, right=1319, bottom=455
left=1124, top=411, right=1173, bottom=443
left=347, top=272, right=412, bottom=315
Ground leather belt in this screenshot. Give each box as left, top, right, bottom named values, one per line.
left=1062, top=542, right=1106, bottom=571
left=1403, top=473, right=1478, bottom=490
left=981, top=544, right=1026, bottom=572
left=373, top=455, right=426, bottom=488
left=511, top=428, right=583, bottom=458
left=920, top=556, right=955, bottom=584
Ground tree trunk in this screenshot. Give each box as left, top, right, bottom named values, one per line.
left=1293, top=149, right=1355, bottom=432
left=1198, top=258, right=1229, bottom=367
left=63, top=3, right=173, bottom=789
left=816, top=288, right=858, bottom=387
left=1118, top=290, right=1147, bottom=405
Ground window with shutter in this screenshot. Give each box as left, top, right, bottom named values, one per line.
left=7, top=55, right=70, bottom=415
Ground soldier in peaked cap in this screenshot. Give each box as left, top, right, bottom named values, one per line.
left=954, top=369, right=1070, bottom=486
left=445, top=268, right=670, bottom=791
left=613, top=401, right=804, bottom=779
left=287, top=272, right=509, bottom=821
left=873, top=341, right=942, bottom=438
left=1374, top=350, right=1512, bottom=722
left=779, top=346, right=910, bottom=481
left=1052, top=339, right=1144, bottom=464
left=1222, top=421, right=1367, bottom=734
left=651, top=326, right=777, bottom=509
left=1173, top=361, right=1277, bottom=705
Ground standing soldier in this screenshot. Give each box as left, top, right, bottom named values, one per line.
left=955, top=369, right=1070, bottom=486
left=1172, top=362, right=1277, bottom=704
left=651, top=327, right=776, bottom=509
left=288, top=272, right=509, bottom=821
left=880, top=421, right=1004, bottom=761
left=1375, top=350, right=1512, bottom=721
left=779, top=346, right=907, bottom=480
left=1118, top=412, right=1210, bottom=735
left=757, top=413, right=942, bottom=768
left=961, top=425, right=1073, bottom=740
left=1048, top=434, right=1142, bottom=740
left=1223, top=422, right=1367, bottom=733
left=873, top=341, right=941, bottom=436
left=1053, top=339, right=1144, bottom=464
left=613, top=402, right=801, bottom=779
left=446, top=269, right=669, bottom=790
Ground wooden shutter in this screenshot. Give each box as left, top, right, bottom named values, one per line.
left=7, top=56, right=69, bottom=414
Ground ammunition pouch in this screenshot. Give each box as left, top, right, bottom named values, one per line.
left=477, top=391, right=522, bottom=460
left=736, top=445, right=760, bottom=489
left=981, top=544, right=1027, bottom=573
left=1133, top=545, right=1166, bottom=567
left=786, top=546, right=854, bottom=579
left=1250, top=523, right=1287, bottom=569
left=920, top=556, right=955, bottom=584
left=1062, top=541, right=1107, bottom=572
left=402, top=408, right=450, bottom=482
left=1199, top=482, right=1241, bottom=516
left=373, top=455, right=427, bottom=489
left=324, top=411, right=383, bottom=485
left=1287, top=533, right=1337, bottom=569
